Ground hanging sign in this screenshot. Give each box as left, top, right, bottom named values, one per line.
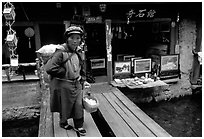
left=3, top=3, right=16, bottom=20
left=127, top=9, right=156, bottom=24
left=127, top=9, right=156, bottom=18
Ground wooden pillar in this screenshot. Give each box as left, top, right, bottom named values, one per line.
left=105, top=19, right=113, bottom=84
left=34, top=22, right=41, bottom=57
left=170, top=21, right=177, bottom=54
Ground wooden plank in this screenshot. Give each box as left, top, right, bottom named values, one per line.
left=44, top=89, right=54, bottom=137
left=53, top=112, right=69, bottom=137
left=111, top=88, right=171, bottom=137
left=103, top=92, right=156, bottom=137
left=80, top=111, right=102, bottom=137
left=38, top=90, right=47, bottom=136
left=2, top=63, right=36, bottom=67
left=38, top=88, right=54, bottom=137
left=95, top=93, right=136, bottom=137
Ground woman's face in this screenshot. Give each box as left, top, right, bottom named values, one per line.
left=67, top=34, right=81, bottom=51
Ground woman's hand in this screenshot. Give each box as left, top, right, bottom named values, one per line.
left=84, top=81, right=91, bottom=89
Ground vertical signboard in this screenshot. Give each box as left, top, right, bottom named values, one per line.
left=105, top=19, right=113, bottom=83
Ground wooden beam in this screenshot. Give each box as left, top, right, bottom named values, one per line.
left=170, top=21, right=177, bottom=54
left=111, top=18, right=171, bottom=24
left=34, top=22, right=41, bottom=52
left=105, top=19, right=113, bottom=84
left=3, top=21, right=63, bottom=27
left=2, top=62, right=36, bottom=68
left=38, top=87, right=54, bottom=137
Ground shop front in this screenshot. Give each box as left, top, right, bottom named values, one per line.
left=2, top=2, right=201, bottom=86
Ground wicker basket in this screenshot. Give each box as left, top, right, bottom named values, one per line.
left=83, top=95, right=99, bottom=113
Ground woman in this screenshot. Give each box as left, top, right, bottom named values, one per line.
left=45, top=25, right=90, bottom=136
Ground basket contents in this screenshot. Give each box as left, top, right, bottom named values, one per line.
left=83, top=95, right=99, bottom=113
left=84, top=97, right=97, bottom=106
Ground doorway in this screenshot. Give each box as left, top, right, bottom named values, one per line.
left=84, top=23, right=107, bottom=83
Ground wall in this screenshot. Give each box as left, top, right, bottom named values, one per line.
left=166, top=19, right=197, bottom=99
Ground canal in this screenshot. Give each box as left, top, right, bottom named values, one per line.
left=127, top=91, right=202, bottom=137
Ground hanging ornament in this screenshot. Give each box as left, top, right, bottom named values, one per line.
left=24, top=27, right=35, bottom=48
left=6, top=28, right=18, bottom=47
left=3, top=2, right=16, bottom=21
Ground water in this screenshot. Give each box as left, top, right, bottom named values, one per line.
left=135, top=93, right=202, bottom=137
left=2, top=118, right=39, bottom=137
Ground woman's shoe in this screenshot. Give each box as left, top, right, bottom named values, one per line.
left=60, top=123, right=73, bottom=130
left=75, top=127, right=86, bottom=136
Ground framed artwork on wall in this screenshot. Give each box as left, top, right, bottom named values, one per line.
left=159, top=54, right=180, bottom=80
left=90, top=58, right=105, bottom=69
left=114, top=61, right=131, bottom=75
left=123, top=55, right=135, bottom=61
left=133, top=58, right=151, bottom=74
left=160, top=54, right=179, bottom=72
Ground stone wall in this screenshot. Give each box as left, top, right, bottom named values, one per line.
left=164, top=19, right=197, bottom=99
left=2, top=81, right=41, bottom=122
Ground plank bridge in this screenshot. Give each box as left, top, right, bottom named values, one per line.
left=38, top=82, right=171, bottom=137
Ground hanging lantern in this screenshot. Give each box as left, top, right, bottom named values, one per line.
left=99, top=4, right=106, bottom=13
left=6, top=29, right=18, bottom=47
left=25, top=27, right=35, bottom=48
left=3, top=2, right=16, bottom=21
left=10, top=55, right=19, bottom=67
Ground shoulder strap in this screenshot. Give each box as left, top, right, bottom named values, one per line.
left=61, top=52, right=75, bottom=64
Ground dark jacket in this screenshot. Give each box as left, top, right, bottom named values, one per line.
left=45, top=44, right=86, bottom=121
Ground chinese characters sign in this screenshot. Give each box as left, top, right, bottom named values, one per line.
left=126, top=9, right=156, bottom=23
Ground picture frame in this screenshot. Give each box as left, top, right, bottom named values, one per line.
left=160, top=54, right=179, bottom=72
left=90, top=58, right=105, bottom=69
left=117, top=54, right=126, bottom=61
left=114, top=61, right=131, bottom=75
left=131, top=57, right=142, bottom=67
left=123, top=55, right=135, bottom=61
left=133, top=58, right=151, bottom=74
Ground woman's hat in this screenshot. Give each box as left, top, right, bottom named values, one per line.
left=64, top=25, right=84, bottom=37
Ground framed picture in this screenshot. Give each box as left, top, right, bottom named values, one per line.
left=90, top=58, right=105, bottom=69
left=117, top=54, right=126, bottom=61
left=131, top=57, right=142, bottom=67
left=114, top=61, right=131, bottom=75
left=133, top=58, right=151, bottom=74
left=124, top=55, right=135, bottom=61
left=160, top=54, right=179, bottom=72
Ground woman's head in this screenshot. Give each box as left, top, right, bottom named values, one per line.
left=64, top=25, right=84, bottom=51
left=67, top=34, right=82, bottom=51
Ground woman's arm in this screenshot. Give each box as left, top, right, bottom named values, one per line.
left=45, top=50, right=66, bottom=78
